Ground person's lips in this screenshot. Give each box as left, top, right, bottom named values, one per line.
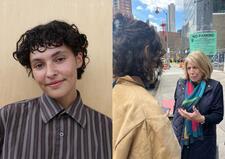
left=46, top=80, right=65, bottom=88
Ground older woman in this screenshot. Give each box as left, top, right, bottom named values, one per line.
left=172, top=51, right=224, bottom=159
left=113, top=14, right=180, bottom=159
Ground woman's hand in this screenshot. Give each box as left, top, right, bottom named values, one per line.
left=178, top=106, right=205, bottom=123
left=164, top=108, right=170, bottom=117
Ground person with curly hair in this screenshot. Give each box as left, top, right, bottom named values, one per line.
left=0, top=20, right=112, bottom=159
left=112, top=14, right=180, bottom=159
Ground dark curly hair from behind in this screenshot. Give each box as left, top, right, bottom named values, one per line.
left=113, top=14, right=163, bottom=84
left=13, top=20, right=89, bottom=79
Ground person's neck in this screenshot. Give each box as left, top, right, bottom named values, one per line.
left=56, top=91, right=77, bottom=109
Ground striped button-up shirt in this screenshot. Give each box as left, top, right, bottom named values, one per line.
left=0, top=91, right=112, bottom=159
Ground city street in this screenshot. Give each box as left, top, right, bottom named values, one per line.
left=154, top=63, right=225, bottom=159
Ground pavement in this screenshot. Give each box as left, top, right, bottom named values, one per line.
left=211, top=70, right=225, bottom=159
left=152, top=63, right=225, bottom=159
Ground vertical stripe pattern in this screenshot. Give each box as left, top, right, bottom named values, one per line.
left=0, top=91, right=112, bottom=159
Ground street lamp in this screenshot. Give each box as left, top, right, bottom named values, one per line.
left=155, top=7, right=168, bottom=33
left=155, top=7, right=170, bottom=66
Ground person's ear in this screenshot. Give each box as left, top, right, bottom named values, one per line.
left=76, top=52, right=83, bottom=68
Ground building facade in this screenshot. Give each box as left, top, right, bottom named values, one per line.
left=212, top=0, right=225, bottom=54
left=196, top=0, right=213, bottom=31
left=168, top=3, right=176, bottom=32
left=213, top=13, right=225, bottom=53
left=113, top=0, right=133, bottom=18
left=159, top=31, right=182, bottom=61
left=213, top=0, right=225, bottom=13
left=181, top=22, right=189, bottom=53
left=183, top=0, right=213, bottom=33
left=181, top=0, right=213, bottom=53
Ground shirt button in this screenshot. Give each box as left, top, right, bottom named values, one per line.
left=60, top=132, right=64, bottom=137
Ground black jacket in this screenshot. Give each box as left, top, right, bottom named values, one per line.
left=172, top=78, right=224, bottom=159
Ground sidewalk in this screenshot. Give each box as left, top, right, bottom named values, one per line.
left=212, top=70, right=225, bottom=159
left=217, top=126, right=225, bottom=158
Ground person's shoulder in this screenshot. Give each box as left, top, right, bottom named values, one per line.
left=83, top=104, right=112, bottom=122
left=0, top=97, right=40, bottom=113
left=177, top=78, right=186, bottom=85
left=207, top=78, right=219, bottom=84
left=174, top=78, right=186, bottom=91
left=207, top=79, right=221, bottom=88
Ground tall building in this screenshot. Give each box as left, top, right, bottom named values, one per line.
left=181, top=23, right=189, bottom=52
left=213, top=13, right=225, bottom=53
left=196, top=0, right=213, bottom=31
left=213, top=0, right=225, bottom=13
left=181, top=0, right=213, bottom=52
left=212, top=1, right=225, bottom=54
left=113, top=0, right=133, bottom=18
left=183, top=0, right=195, bottom=33
left=159, top=31, right=182, bottom=61
left=183, top=0, right=213, bottom=33
left=168, top=3, right=176, bottom=32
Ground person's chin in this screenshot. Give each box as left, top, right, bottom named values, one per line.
left=191, top=78, right=201, bottom=83
left=44, top=89, right=66, bottom=99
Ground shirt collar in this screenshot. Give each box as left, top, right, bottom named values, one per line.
left=115, top=75, right=145, bottom=88
left=40, top=91, right=87, bottom=128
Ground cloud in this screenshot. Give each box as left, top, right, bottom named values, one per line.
left=133, top=15, right=143, bottom=21
left=149, top=21, right=161, bottom=31
left=136, top=5, right=144, bottom=10
left=148, top=14, right=154, bottom=19
left=148, top=14, right=157, bottom=20
left=139, top=0, right=184, bottom=12
left=133, top=15, right=138, bottom=20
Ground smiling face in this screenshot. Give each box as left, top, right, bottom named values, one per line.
left=30, top=45, right=83, bottom=107
left=186, top=60, right=203, bottom=83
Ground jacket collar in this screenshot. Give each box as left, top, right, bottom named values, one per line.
left=204, top=81, right=213, bottom=93
left=115, top=75, right=145, bottom=88
left=178, top=78, right=213, bottom=94
left=40, top=91, right=86, bottom=128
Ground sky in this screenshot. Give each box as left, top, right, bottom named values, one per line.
left=132, top=0, right=184, bottom=32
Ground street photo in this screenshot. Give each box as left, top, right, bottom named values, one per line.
left=113, top=0, right=225, bottom=159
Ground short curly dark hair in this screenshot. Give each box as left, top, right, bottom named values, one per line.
left=113, top=14, right=163, bottom=84
left=13, top=20, right=89, bottom=79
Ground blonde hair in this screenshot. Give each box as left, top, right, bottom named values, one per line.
left=184, top=51, right=213, bottom=80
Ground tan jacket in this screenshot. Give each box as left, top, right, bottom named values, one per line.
left=113, top=76, right=181, bottom=159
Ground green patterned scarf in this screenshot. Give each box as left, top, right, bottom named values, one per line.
left=182, top=80, right=206, bottom=145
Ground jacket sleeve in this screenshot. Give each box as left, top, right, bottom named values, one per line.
left=173, top=79, right=185, bottom=114
left=113, top=121, right=152, bottom=159
left=204, top=82, right=224, bottom=124
left=173, top=81, right=179, bottom=115
left=113, top=120, right=152, bottom=159
left=148, top=116, right=181, bottom=159
left=113, top=118, right=181, bottom=159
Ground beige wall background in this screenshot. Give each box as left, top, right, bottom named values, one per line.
left=0, top=0, right=112, bottom=117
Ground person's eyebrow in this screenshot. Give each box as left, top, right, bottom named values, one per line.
left=30, top=50, right=65, bottom=64
left=51, top=50, right=66, bottom=58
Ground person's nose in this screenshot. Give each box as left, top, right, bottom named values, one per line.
left=46, top=63, right=57, bottom=78
left=189, top=68, right=195, bottom=74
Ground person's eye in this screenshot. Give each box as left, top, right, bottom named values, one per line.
left=193, top=66, right=197, bottom=69
left=55, top=57, right=66, bottom=63
left=33, top=63, right=44, bottom=70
